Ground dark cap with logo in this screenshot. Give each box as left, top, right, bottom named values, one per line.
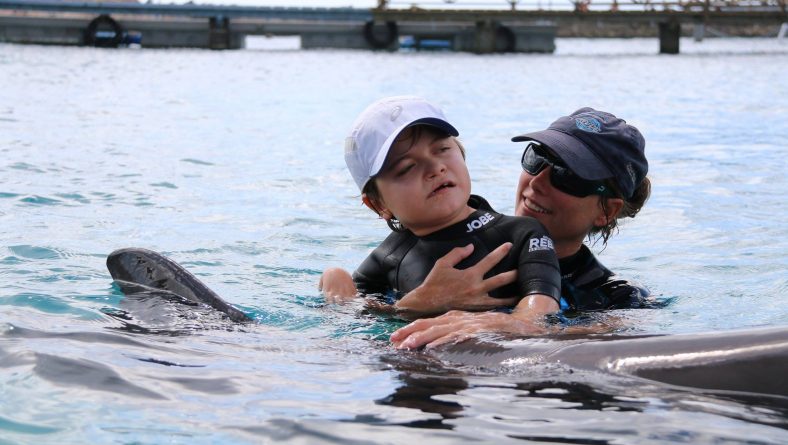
left=512, top=107, right=647, bottom=199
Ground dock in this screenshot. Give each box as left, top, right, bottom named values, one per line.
left=0, top=0, right=785, bottom=53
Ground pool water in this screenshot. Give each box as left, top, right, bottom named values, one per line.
left=1, top=38, right=787, bottom=443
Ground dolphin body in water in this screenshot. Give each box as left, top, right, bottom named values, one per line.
left=107, top=247, right=252, bottom=323
left=106, top=247, right=788, bottom=397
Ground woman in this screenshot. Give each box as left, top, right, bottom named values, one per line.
left=389, top=107, right=652, bottom=349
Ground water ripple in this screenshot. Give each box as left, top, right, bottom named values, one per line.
left=7, top=245, right=61, bottom=260
left=0, top=415, right=60, bottom=435
left=8, top=162, right=44, bottom=173
left=19, top=195, right=61, bottom=205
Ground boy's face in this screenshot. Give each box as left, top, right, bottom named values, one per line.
left=369, top=127, right=472, bottom=236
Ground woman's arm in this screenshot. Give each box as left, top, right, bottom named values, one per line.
left=321, top=242, right=517, bottom=311
left=390, top=294, right=559, bottom=349
left=392, top=243, right=519, bottom=318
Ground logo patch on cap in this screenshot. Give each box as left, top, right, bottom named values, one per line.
left=390, top=105, right=402, bottom=121
left=626, top=163, right=636, bottom=188
left=574, top=116, right=602, bottom=133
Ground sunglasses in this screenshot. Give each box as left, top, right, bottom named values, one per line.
left=521, top=142, right=616, bottom=198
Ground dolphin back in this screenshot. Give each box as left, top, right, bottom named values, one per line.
left=106, top=247, right=252, bottom=323
left=436, top=326, right=788, bottom=396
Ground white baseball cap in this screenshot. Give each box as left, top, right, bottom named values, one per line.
left=344, top=96, right=459, bottom=191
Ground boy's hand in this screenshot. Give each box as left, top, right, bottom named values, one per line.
left=319, top=267, right=358, bottom=304
left=393, top=243, right=518, bottom=317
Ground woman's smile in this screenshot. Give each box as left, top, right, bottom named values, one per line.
left=522, top=196, right=551, bottom=215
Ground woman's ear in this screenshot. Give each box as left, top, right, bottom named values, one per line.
left=362, top=193, right=393, bottom=220
left=595, top=198, right=624, bottom=227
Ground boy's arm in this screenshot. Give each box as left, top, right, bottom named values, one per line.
left=514, top=221, right=562, bottom=308
left=393, top=243, right=518, bottom=318
left=318, top=263, right=391, bottom=304
left=318, top=267, right=359, bottom=304
left=320, top=242, right=393, bottom=304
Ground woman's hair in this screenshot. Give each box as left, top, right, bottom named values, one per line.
left=362, top=125, right=465, bottom=232
left=590, top=176, right=651, bottom=246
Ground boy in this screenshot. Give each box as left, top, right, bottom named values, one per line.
left=321, top=96, right=561, bottom=320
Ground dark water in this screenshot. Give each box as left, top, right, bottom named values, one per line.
left=1, top=38, right=787, bottom=443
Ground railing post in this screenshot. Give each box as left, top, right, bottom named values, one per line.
left=658, top=20, right=681, bottom=54
left=208, top=15, right=229, bottom=50
left=474, top=20, right=497, bottom=54
left=693, top=16, right=705, bottom=41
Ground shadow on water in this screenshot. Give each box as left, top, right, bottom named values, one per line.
left=374, top=353, right=469, bottom=429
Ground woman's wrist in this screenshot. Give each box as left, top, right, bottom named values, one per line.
left=508, top=293, right=560, bottom=334
left=393, top=284, right=447, bottom=317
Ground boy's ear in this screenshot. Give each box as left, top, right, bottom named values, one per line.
left=595, top=198, right=624, bottom=227
left=362, top=193, right=393, bottom=220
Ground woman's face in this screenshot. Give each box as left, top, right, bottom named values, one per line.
left=515, top=167, right=608, bottom=249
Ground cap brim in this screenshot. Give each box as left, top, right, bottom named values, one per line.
left=413, top=117, right=459, bottom=138
left=369, top=118, right=459, bottom=179
left=512, top=129, right=612, bottom=181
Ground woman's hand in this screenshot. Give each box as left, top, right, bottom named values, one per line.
left=390, top=310, right=542, bottom=350
left=393, top=243, right=518, bottom=317
left=318, top=267, right=358, bottom=304
left=391, top=294, right=559, bottom=349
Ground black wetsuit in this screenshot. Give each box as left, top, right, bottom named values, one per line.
left=558, top=245, right=651, bottom=312
left=354, top=195, right=650, bottom=312
left=353, top=195, right=562, bottom=305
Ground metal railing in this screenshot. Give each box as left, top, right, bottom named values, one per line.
left=383, top=0, right=786, bottom=12
left=0, top=0, right=373, bottom=20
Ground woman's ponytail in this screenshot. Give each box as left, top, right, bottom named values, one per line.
left=591, top=176, right=651, bottom=247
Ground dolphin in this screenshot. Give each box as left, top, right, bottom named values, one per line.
left=106, top=247, right=252, bottom=323
left=106, top=247, right=788, bottom=396
left=432, top=327, right=788, bottom=397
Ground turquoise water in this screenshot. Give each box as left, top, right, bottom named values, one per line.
left=1, top=38, right=788, bottom=443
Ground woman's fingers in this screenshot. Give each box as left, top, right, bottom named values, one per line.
left=469, top=242, right=516, bottom=292
left=390, top=311, right=465, bottom=343
left=392, top=311, right=543, bottom=349
left=395, top=321, right=459, bottom=350
left=471, top=242, right=512, bottom=274
left=390, top=315, right=445, bottom=343
left=425, top=331, right=473, bottom=349
left=434, top=244, right=475, bottom=268
left=480, top=270, right=517, bottom=294
left=391, top=311, right=478, bottom=349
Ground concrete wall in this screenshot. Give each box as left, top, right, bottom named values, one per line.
left=0, top=14, right=85, bottom=45
left=0, top=13, right=248, bottom=48
left=300, top=30, right=372, bottom=50
left=512, top=24, right=557, bottom=52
